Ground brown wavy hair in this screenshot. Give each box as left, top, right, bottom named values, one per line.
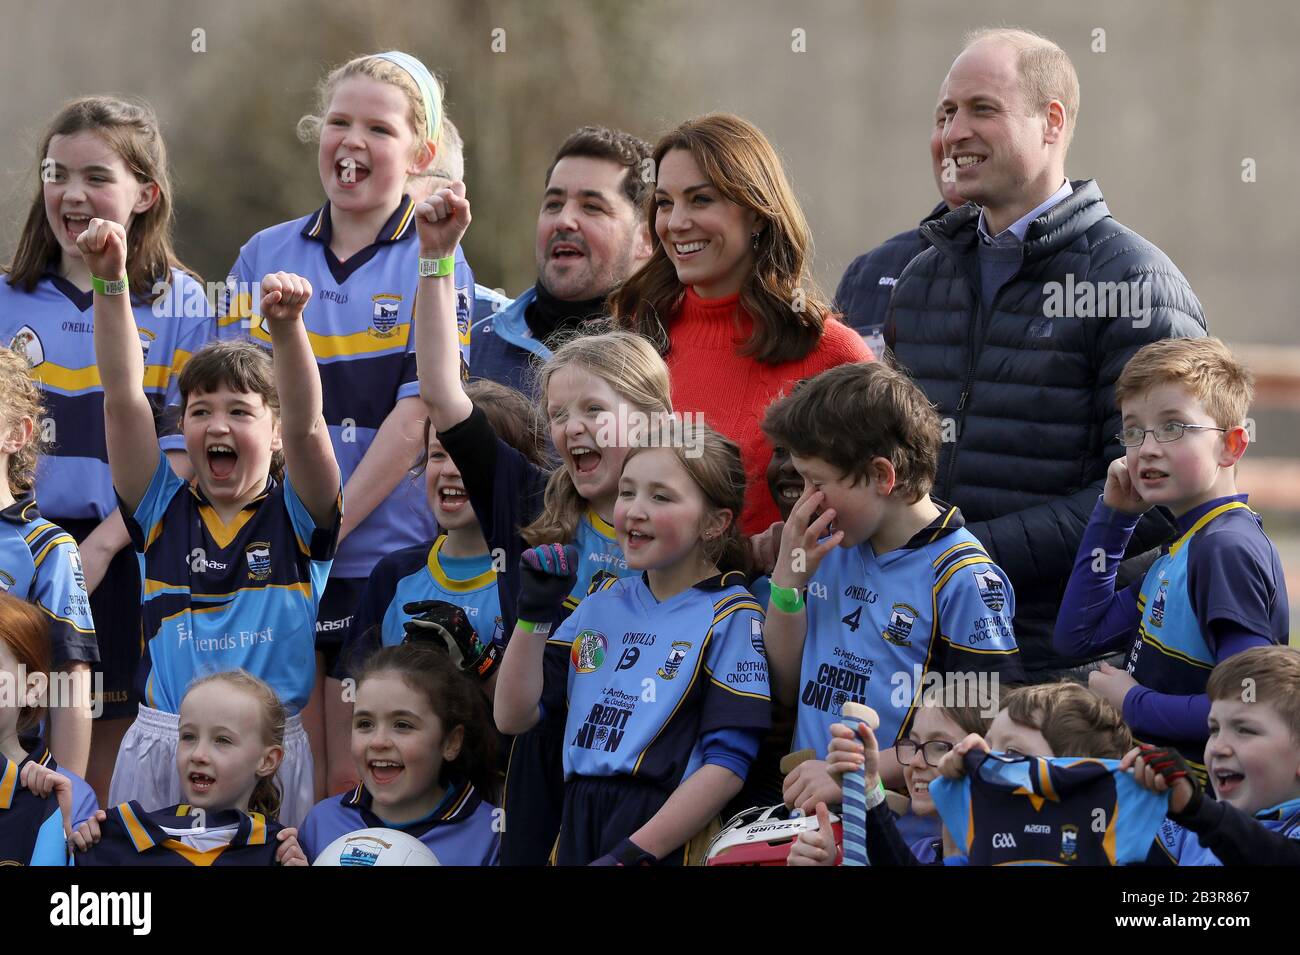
left=1003, top=683, right=1133, bottom=759
left=184, top=670, right=287, bottom=820
left=608, top=113, right=832, bottom=365
left=0, top=347, right=46, bottom=495
left=5, top=96, right=197, bottom=300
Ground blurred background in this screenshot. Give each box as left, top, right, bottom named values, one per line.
left=1, top=0, right=1297, bottom=610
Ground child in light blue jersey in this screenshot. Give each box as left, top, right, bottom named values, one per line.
left=761, top=362, right=1022, bottom=817
left=84, top=213, right=341, bottom=829
left=302, top=643, right=500, bottom=865
left=222, top=52, right=478, bottom=797
left=415, top=181, right=673, bottom=864
left=1, top=97, right=217, bottom=791
left=495, top=420, right=771, bottom=865
left=1130, top=645, right=1300, bottom=865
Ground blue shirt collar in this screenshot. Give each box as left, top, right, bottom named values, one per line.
left=1172, top=493, right=1250, bottom=536
left=977, top=179, right=1072, bottom=245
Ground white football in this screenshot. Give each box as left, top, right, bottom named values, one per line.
left=313, top=828, right=440, bottom=866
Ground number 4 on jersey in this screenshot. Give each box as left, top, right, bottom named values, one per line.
left=842, top=606, right=862, bottom=632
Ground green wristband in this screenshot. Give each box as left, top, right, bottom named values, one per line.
left=91, top=274, right=128, bottom=295
left=769, top=582, right=805, bottom=614
left=418, top=255, right=456, bottom=278
left=516, top=619, right=552, bottom=636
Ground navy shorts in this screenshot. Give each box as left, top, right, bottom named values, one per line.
left=501, top=718, right=567, bottom=866
left=315, top=576, right=366, bottom=675
left=556, top=775, right=680, bottom=866
left=61, top=517, right=140, bottom=721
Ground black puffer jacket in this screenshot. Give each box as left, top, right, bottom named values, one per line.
left=885, top=180, right=1207, bottom=677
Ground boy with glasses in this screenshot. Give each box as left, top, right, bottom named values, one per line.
left=1054, top=338, right=1288, bottom=785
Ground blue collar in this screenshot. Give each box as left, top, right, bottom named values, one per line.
left=300, top=196, right=417, bottom=247
left=977, top=179, right=1072, bottom=245
left=1172, top=493, right=1250, bottom=536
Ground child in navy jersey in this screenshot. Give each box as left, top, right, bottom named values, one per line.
left=495, top=420, right=771, bottom=865
left=302, top=643, right=499, bottom=865
left=1, top=96, right=216, bottom=788
left=1055, top=338, right=1288, bottom=784
left=71, top=670, right=306, bottom=866
left=0, top=595, right=98, bottom=866
left=414, top=181, right=673, bottom=864
left=223, top=51, right=477, bottom=797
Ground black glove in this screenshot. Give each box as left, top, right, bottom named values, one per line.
left=1139, top=743, right=1204, bottom=817
left=589, top=837, right=655, bottom=866
left=401, top=600, right=499, bottom=681
left=517, top=544, right=579, bottom=631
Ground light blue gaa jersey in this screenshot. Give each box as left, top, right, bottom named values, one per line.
left=564, top=509, right=633, bottom=610
left=224, top=197, right=475, bottom=577
left=300, top=779, right=499, bottom=866
left=792, top=506, right=1022, bottom=757
left=546, top=571, right=771, bottom=785
left=125, top=451, right=339, bottom=714
left=0, top=495, right=97, bottom=665
left=1, top=748, right=99, bottom=866
left=0, top=270, right=218, bottom=521
left=930, top=752, right=1169, bottom=866
left=1155, top=797, right=1300, bottom=865
left=335, top=535, right=502, bottom=678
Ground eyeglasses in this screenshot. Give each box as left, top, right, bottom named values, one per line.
left=1115, top=422, right=1228, bottom=447
left=896, top=739, right=955, bottom=768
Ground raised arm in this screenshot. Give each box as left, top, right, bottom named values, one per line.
left=413, top=182, right=474, bottom=432
left=260, top=272, right=340, bottom=528
left=82, top=218, right=162, bottom=512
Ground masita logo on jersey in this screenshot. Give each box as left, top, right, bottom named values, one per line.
left=572, top=630, right=608, bottom=673
left=245, top=541, right=272, bottom=580
left=974, top=570, right=1006, bottom=612
left=10, top=326, right=44, bottom=366
left=370, top=293, right=403, bottom=337
left=657, top=641, right=692, bottom=680
left=883, top=603, right=917, bottom=647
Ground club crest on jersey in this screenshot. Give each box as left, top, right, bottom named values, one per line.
left=0, top=570, right=14, bottom=593
left=974, top=569, right=1006, bottom=612
left=245, top=542, right=272, bottom=580
left=1149, top=579, right=1168, bottom=628
left=456, top=288, right=471, bottom=342
left=1060, top=824, right=1079, bottom=862
left=571, top=630, right=608, bottom=673
left=750, top=617, right=766, bottom=657
left=657, top=641, right=692, bottom=680
left=370, top=294, right=402, bottom=337
left=883, top=603, right=918, bottom=647
left=138, top=328, right=156, bottom=362
left=68, top=550, right=87, bottom=592
left=10, top=327, right=44, bottom=367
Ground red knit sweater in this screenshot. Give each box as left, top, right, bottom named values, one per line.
left=665, top=287, right=874, bottom=535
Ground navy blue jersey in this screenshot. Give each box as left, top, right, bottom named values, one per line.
left=0, top=748, right=98, bottom=866
left=793, top=505, right=1022, bottom=756
left=1126, top=497, right=1287, bottom=775
left=334, top=535, right=501, bottom=679
left=544, top=572, right=771, bottom=785
left=124, top=451, right=339, bottom=714
left=76, top=802, right=284, bottom=866
left=226, top=197, right=474, bottom=578
left=0, top=495, right=97, bottom=666
left=0, top=269, right=218, bottom=521
left=931, top=752, right=1169, bottom=866
left=300, top=779, right=499, bottom=866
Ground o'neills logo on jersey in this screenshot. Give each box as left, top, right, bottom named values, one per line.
left=883, top=603, right=918, bottom=647
left=657, top=641, right=692, bottom=680
left=974, top=570, right=1006, bottom=613
left=571, top=629, right=608, bottom=673
left=10, top=326, right=44, bottom=366
left=370, top=294, right=403, bottom=336
left=245, top=541, right=272, bottom=580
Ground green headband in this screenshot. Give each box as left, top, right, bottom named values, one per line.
left=374, top=50, right=442, bottom=143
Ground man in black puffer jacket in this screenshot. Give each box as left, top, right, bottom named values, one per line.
left=886, top=28, right=1207, bottom=680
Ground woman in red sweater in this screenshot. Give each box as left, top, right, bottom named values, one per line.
left=609, top=113, right=871, bottom=535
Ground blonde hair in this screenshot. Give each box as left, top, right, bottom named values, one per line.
left=1114, top=337, right=1253, bottom=432
left=623, top=418, right=750, bottom=575
left=0, top=347, right=45, bottom=494
left=296, top=52, right=443, bottom=179
left=521, top=328, right=671, bottom=546
left=184, top=670, right=287, bottom=820
left=962, top=27, right=1080, bottom=148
